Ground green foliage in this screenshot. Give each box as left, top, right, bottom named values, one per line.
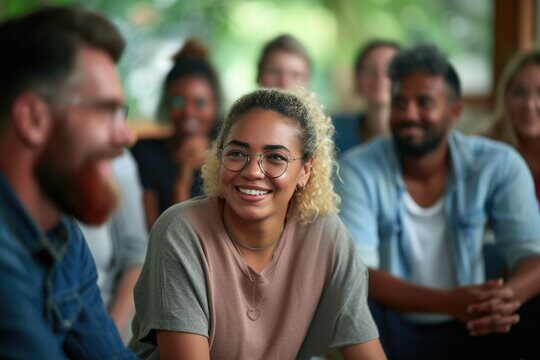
left=0, top=0, right=491, bottom=118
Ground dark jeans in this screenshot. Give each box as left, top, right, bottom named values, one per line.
left=369, top=296, right=540, bottom=360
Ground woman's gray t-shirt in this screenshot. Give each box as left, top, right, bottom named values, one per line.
left=129, top=196, right=378, bottom=359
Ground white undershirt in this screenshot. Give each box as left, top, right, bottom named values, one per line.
left=402, top=191, right=456, bottom=323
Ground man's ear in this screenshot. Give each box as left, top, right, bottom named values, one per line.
left=448, top=99, right=463, bottom=126
left=11, top=93, right=53, bottom=148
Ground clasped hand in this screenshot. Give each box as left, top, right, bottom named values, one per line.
left=448, top=279, right=521, bottom=336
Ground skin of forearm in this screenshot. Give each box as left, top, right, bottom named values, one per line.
left=368, top=269, right=449, bottom=314
left=341, top=339, right=387, bottom=360
left=143, top=191, right=159, bottom=230
left=506, top=256, right=540, bottom=303
left=156, top=331, right=210, bottom=360
left=109, top=266, right=142, bottom=335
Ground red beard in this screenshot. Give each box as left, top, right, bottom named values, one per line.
left=36, top=155, right=120, bottom=226
left=34, top=114, right=123, bottom=226
left=67, top=161, right=120, bottom=225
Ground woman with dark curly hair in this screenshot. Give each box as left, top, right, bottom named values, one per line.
left=131, top=38, right=221, bottom=229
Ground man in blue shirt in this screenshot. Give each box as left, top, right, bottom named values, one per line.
left=338, top=45, right=540, bottom=359
left=0, top=6, right=136, bottom=358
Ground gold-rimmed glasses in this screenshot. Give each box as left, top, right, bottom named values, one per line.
left=218, top=144, right=302, bottom=178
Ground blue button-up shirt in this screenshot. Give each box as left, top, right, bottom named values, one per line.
left=0, top=173, right=135, bottom=359
left=337, top=131, right=540, bottom=286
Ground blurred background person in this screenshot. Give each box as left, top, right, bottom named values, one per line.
left=256, top=34, right=311, bottom=89
left=333, top=40, right=400, bottom=155
left=488, top=50, right=540, bottom=201
left=131, top=38, right=221, bottom=229
left=483, top=50, right=540, bottom=281
left=78, top=150, right=148, bottom=341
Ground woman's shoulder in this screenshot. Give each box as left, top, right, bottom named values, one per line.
left=309, top=211, right=342, bottom=228
left=295, top=212, right=352, bottom=248
left=305, top=212, right=345, bottom=231
left=147, top=196, right=218, bottom=260
left=155, top=196, right=215, bottom=228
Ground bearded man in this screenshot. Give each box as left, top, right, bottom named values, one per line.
left=338, top=45, right=540, bottom=359
left=0, top=6, right=135, bottom=358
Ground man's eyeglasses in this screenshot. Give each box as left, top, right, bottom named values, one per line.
left=65, top=97, right=129, bottom=127
left=218, top=144, right=302, bottom=178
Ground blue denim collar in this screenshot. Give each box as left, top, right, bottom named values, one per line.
left=0, top=172, right=71, bottom=261
left=385, top=130, right=473, bottom=280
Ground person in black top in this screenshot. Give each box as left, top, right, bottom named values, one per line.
left=132, top=38, right=221, bottom=229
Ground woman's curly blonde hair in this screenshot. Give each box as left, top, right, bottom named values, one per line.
left=201, top=87, right=339, bottom=223
left=488, top=49, right=540, bottom=146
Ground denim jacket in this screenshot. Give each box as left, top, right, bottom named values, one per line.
left=338, top=131, right=540, bottom=286
left=0, top=173, right=135, bottom=359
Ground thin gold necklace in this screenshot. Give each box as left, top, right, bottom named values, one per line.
left=223, top=215, right=283, bottom=252
left=222, top=205, right=285, bottom=320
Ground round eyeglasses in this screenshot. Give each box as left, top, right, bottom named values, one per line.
left=218, top=144, right=302, bottom=178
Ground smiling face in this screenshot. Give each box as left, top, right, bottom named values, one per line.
left=505, top=63, right=540, bottom=140
left=390, top=72, right=461, bottom=157
left=219, top=109, right=312, bottom=224
left=166, top=75, right=218, bottom=138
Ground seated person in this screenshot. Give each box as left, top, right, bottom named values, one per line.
left=79, top=150, right=148, bottom=340
left=0, top=6, right=135, bottom=358
left=256, top=34, right=311, bottom=89
left=131, top=38, right=221, bottom=229
left=333, top=39, right=400, bottom=154
left=129, top=88, right=386, bottom=359
left=484, top=50, right=540, bottom=280
left=338, top=44, right=540, bottom=360
left=488, top=49, right=540, bottom=201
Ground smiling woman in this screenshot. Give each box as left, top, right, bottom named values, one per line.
left=488, top=50, right=540, bottom=201
left=130, top=37, right=221, bottom=230
left=129, top=88, right=386, bottom=359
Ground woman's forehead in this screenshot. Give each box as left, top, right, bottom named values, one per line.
left=224, top=109, right=302, bottom=149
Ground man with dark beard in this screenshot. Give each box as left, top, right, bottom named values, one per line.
left=338, top=45, right=540, bottom=359
left=0, top=6, right=136, bottom=358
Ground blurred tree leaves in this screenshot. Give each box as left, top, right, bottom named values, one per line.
left=0, top=0, right=491, bottom=118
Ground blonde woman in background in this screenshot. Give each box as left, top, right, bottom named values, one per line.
left=129, top=88, right=385, bottom=359
left=488, top=50, right=540, bottom=200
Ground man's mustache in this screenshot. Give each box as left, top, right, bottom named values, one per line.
left=394, top=121, right=427, bottom=131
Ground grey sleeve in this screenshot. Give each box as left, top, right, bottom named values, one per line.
left=132, top=204, right=210, bottom=346
left=298, top=219, right=378, bottom=359
left=111, top=150, right=148, bottom=270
